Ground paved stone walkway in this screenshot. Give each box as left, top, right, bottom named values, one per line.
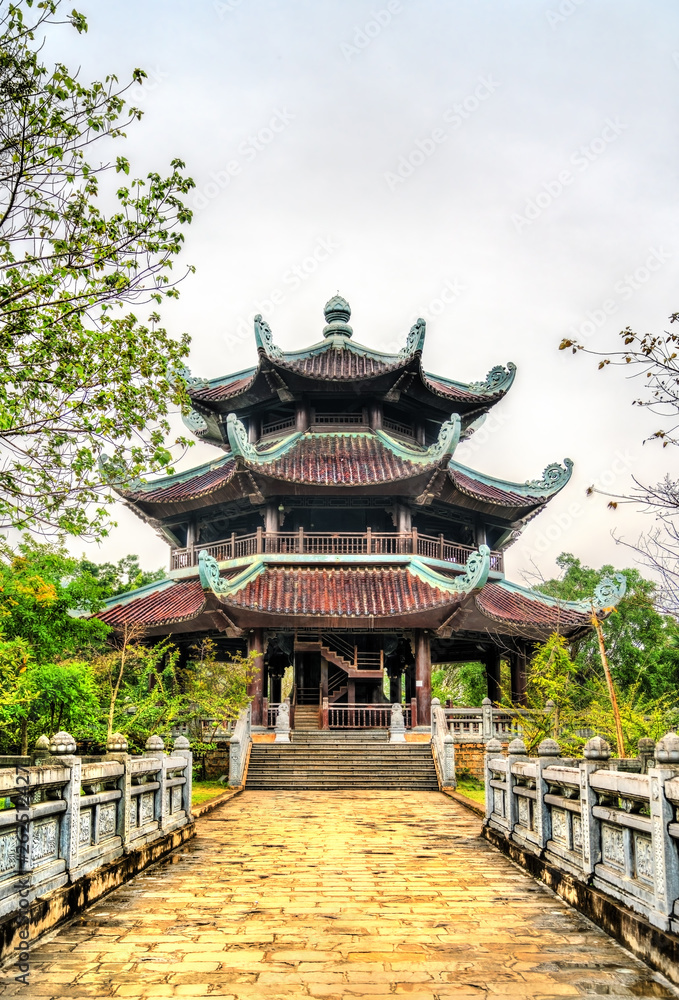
left=2, top=790, right=678, bottom=999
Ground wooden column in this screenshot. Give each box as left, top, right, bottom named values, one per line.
left=320, top=658, right=329, bottom=700
left=389, top=670, right=402, bottom=704
left=264, top=504, right=277, bottom=551
left=247, top=629, right=265, bottom=725
left=485, top=650, right=502, bottom=705
left=248, top=415, right=260, bottom=444
left=510, top=650, right=527, bottom=706
left=369, top=401, right=383, bottom=430
left=295, top=400, right=310, bottom=432
left=414, top=630, right=431, bottom=727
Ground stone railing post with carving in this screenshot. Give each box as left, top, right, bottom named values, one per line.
left=506, top=737, right=528, bottom=834
left=229, top=703, right=252, bottom=786
left=105, top=732, right=131, bottom=850
left=534, top=738, right=560, bottom=848
left=144, top=735, right=167, bottom=832
left=173, top=735, right=193, bottom=818
left=275, top=701, right=291, bottom=743
left=649, top=733, right=679, bottom=924
left=390, top=703, right=406, bottom=744
left=579, top=735, right=610, bottom=876
left=430, top=698, right=455, bottom=787
left=484, top=737, right=504, bottom=819
left=482, top=698, right=493, bottom=740
left=49, top=731, right=80, bottom=872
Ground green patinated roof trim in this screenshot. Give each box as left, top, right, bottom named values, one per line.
left=117, top=453, right=235, bottom=495
left=197, top=545, right=491, bottom=600
left=498, top=574, right=627, bottom=613
left=449, top=457, right=574, bottom=497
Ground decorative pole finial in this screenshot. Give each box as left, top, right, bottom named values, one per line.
left=323, top=295, right=353, bottom=338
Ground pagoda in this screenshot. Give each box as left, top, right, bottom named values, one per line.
left=99, top=295, right=622, bottom=729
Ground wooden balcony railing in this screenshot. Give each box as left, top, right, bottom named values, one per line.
left=170, top=529, right=504, bottom=573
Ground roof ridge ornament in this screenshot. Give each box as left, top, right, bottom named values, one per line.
left=323, top=294, right=353, bottom=338
left=169, top=363, right=208, bottom=390
left=593, top=573, right=627, bottom=610
left=182, top=410, right=208, bottom=435
left=399, top=318, right=426, bottom=359
left=468, top=362, right=517, bottom=396
left=226, top=413, right=259, bottom=461
left=524, top=458, right=574, bottom=493
left=198, top=550, right=232, bottom=595
left=427, top=413, right=461, bottom=465
left=456, top=544, right=491, bottom=592
left=254, top=314, right=283, bottom=359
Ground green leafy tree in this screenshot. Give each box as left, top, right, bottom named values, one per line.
left=2, top=657, right=99, bottom=752
left=538, top=553, right=679, bottom=701
left=180, top=638, right=259, bottom=741
left=0, top=0, right=195, bottom=538
left=432, top=661, right=488, bottom=706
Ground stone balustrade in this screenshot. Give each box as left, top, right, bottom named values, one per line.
left=228, top=704, right=252, bottom=786
left=0, top=731, right=192, bottom=921
left=431, top=699, right=456, bottom=787
left=484, top=732, right=679, bottom=932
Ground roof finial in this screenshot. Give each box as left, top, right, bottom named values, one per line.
left=323, top=294, right=353, bottom=338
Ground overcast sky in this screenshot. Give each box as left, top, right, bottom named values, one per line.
left=52, top=0, right=679, bottom=586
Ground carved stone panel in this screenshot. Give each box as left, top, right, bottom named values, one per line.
left=140, top=793, right=155, bottom=825
left=99, top=803, right=117, bottom=840
left=493, top=788, right=504, bottom=817
left=518, top=796, right=531, bottom=830
left=32, top=819, right=58, bottom=863
left=79, top=812, right=92, bottom=846
left=602, top=823, right=624, bottom=868
left=172, top=785, right=182, bottom=812
left=129, top=799, right=137, bottom=829
left=572, top=814, right=583, bottom=851
left=0, top=833, right=18, bottom=874
left=551, top=808, right=568, bottom=846
left=634, top=834, right=654, bottom=883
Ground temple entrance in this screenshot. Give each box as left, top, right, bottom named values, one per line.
left=295, top=651, right=321, bottom=705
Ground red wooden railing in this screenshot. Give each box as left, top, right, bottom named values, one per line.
left=171, top=529, right=504, bottom=573
left=326, top=703, right=413, bottom=729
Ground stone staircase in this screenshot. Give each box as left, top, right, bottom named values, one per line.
left=293, top=706, right=320, bottom=731
left=246, top=731, right=439, bottom=790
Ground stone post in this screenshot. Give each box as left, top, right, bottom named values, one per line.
left=49, top=731, right=80, bottom=876
left=638, top=737, right=656, bottom=773
left=443, top=733, right=456, bottom=787
left=31, top=734, right=51, bottom=766
left=173, top=735, right=193, bottom=818
left=105, top=732, right=131, bottom=849
left=648, top=732, right=679, bottom=924
left=389, top=703, right=406, bottom=743
left=484, top=737, right=504, bottom=821
left=535, top=737, right=560, bottom=848
left=481, top=697, right=493, bottom=740
left=414, top=630, right=431, bottom=727
left=145, top=735, right=167, bottom=832
left=579, top=735, right=611, bottom=875
left=506, top=737, right=528, bottom=836
left=248, top=629, right=265, bottom=726
left=275, top=702, right=291, bottom=743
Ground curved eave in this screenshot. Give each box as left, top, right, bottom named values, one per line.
left=441, top=458, right=574, bottom=523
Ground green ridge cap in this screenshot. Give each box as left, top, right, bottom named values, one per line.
left=499, top=573, right=626, bottom=613
left=102, top=576, right=176, bottom=609
left=449, top=457, right=574, bottom=497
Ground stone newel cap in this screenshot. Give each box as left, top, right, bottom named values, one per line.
left=537, top=738, right=560, bottom=758
left=173, top=735, right=190, bottom=750
left=107, top=732, right=128, bottom=752
left=34, top=735, right=50, bottom=751
left=486, top=737, right=503, bottom=754
left=655, top=732, right=679, bottom=764
left=583, top=736, right=611, bottom=760
left=508, top=737, right=527, bottom=756
left=145, top=735, right=165, bottom=751
left=49, top=731, right=76, bottom=755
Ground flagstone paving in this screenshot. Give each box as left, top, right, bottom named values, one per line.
left=2, top=790, right=678, bottom=999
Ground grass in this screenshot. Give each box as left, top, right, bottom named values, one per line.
left=192, top=780, right=229, bottom=807
left=456, top=778, right=485, bottom=804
